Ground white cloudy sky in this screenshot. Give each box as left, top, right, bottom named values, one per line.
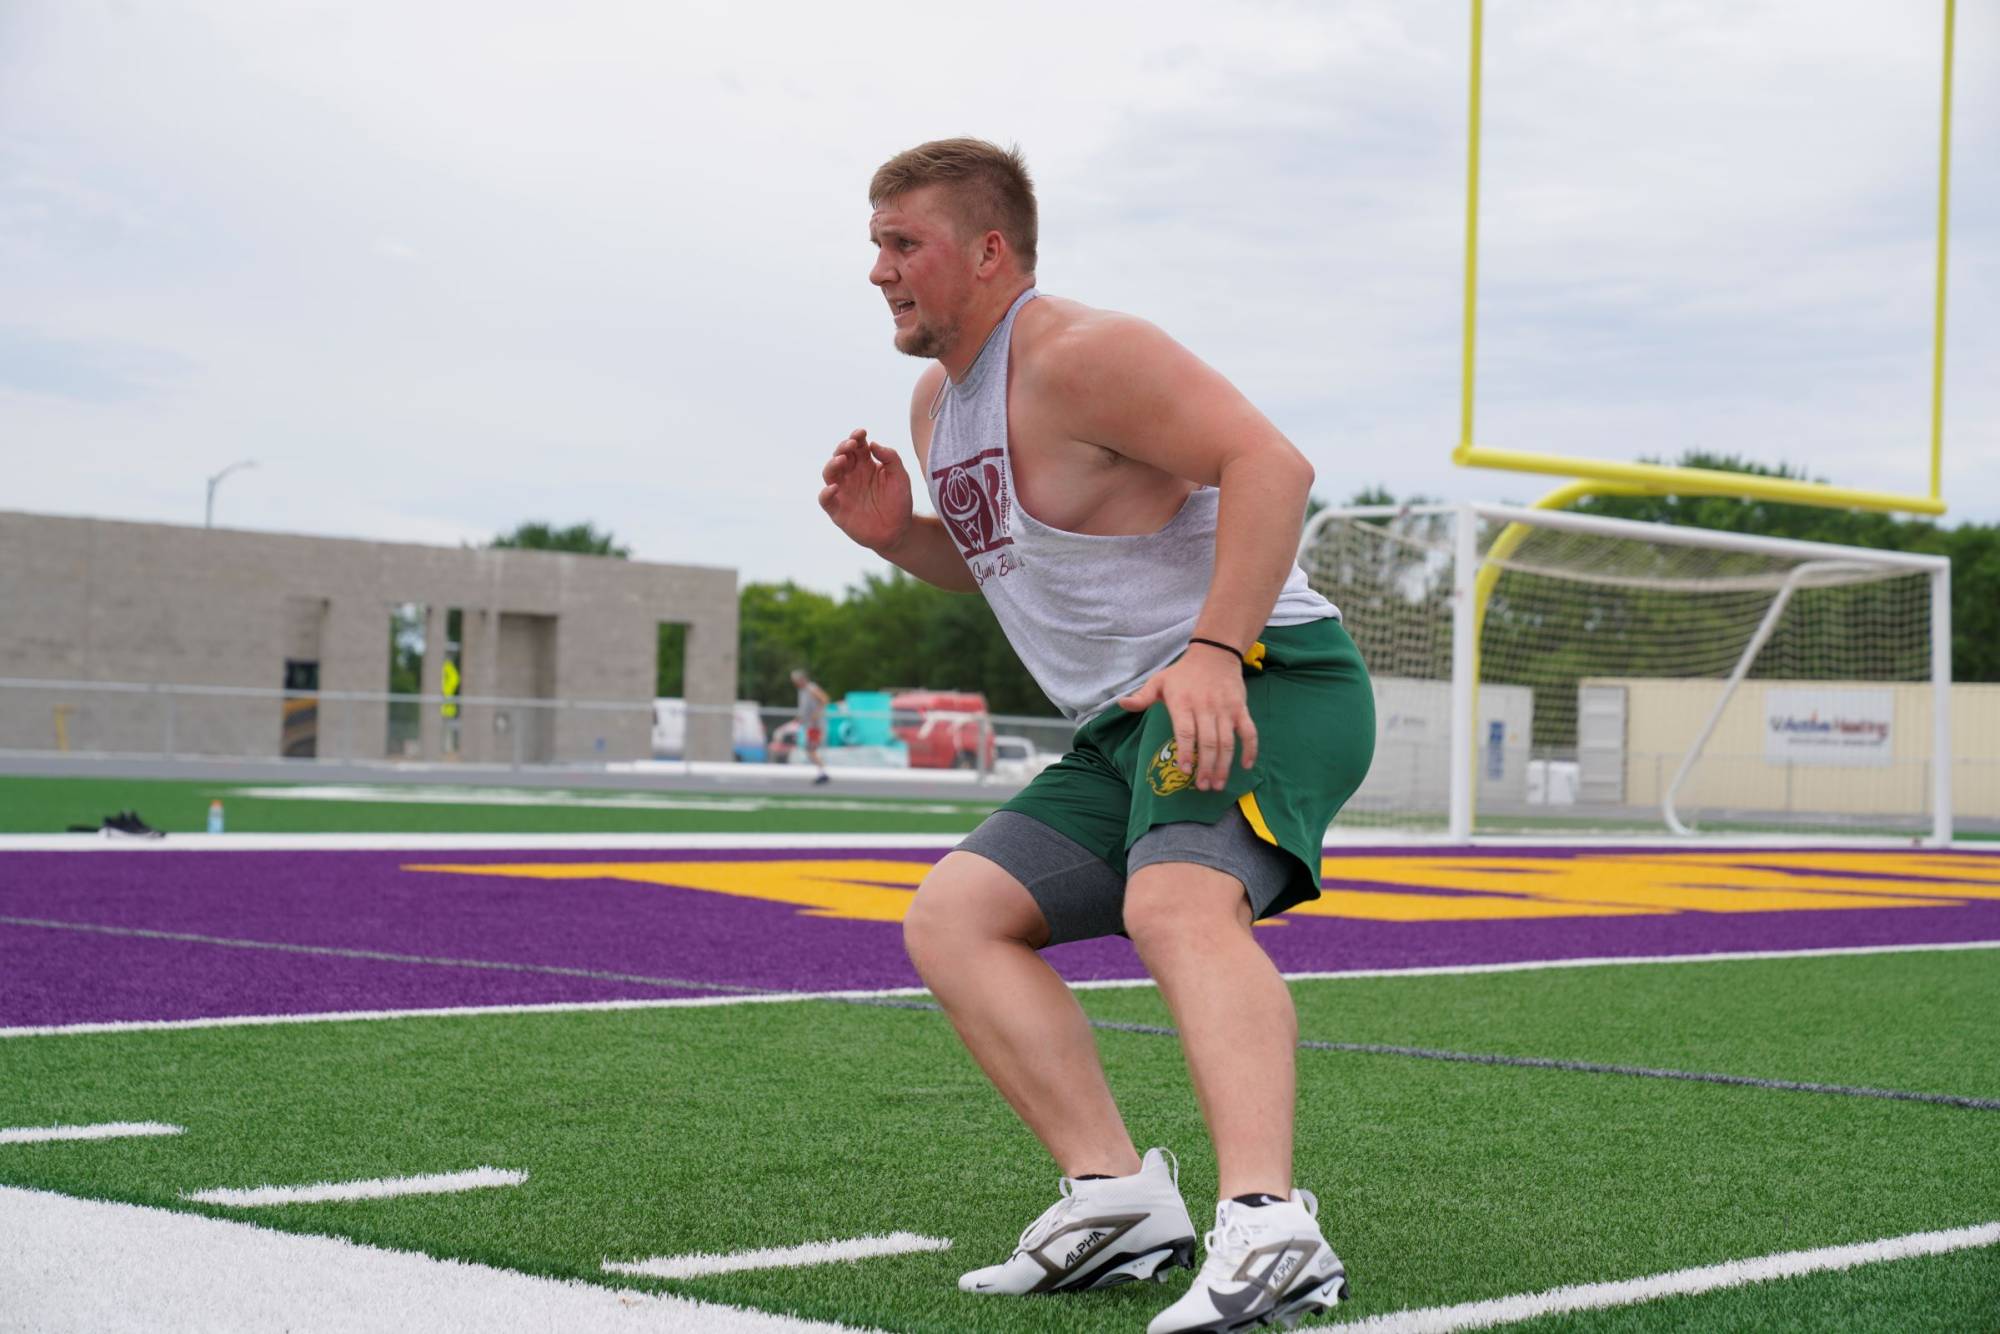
left=3, top=0, right=1994, bottom=593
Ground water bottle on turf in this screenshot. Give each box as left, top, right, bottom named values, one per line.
left=207, top=799, right=225, bottom=834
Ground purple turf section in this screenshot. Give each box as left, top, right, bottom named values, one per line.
left=0, top=928, right=714, bottom=1027
left=3, top=846, right=1997, bottom=1029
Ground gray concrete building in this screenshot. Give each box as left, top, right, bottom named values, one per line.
left=0, top=512, right=738, bottom=764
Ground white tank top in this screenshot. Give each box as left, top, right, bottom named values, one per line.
left=922, top=288, right=1338, bottom=722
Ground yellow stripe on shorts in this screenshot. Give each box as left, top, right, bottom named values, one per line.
left=1237, top=791, right=1280, bottom=845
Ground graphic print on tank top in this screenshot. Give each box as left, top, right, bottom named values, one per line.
left=931, top=448, right=1020, bottom=585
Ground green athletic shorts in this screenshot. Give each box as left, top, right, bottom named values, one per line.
left=999, top=616, right=1375, bottom=919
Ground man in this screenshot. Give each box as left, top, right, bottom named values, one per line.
left=819, top=139, right=1374, bottom=1334
left=790, top=668, right=831, bottom=784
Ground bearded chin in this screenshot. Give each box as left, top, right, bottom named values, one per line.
left=896, top=318, right=957, bottom=360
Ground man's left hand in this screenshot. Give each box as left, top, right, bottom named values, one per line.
left=1116, top=645, right=1258, bottom=792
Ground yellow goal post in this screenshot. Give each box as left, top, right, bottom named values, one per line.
left=1454, top=0, right=1958, bottom=516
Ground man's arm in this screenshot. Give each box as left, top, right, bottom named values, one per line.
left=875, top=515, right=980, bottom=593
left=1026, top=316, right=1317, bottom=789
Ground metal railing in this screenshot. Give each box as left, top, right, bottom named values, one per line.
left=0, top=677, right=1082, bottom=782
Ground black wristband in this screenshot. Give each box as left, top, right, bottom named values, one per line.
left=1187, top=636, right=1242, bottom=660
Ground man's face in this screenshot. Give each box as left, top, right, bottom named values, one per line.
left=868, top=185, right=978, bottom=360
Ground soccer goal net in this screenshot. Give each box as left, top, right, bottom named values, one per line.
left=1297, top=502, right=1952, bottom=842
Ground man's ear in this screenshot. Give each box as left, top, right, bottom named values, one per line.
left=975, top=229, right=1007, bottom=279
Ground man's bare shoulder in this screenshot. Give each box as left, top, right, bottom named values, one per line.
left=1014, top=295, right=1183, bottom=398
left=911, top=361, right=948, bottom=404
left=1014, top=295, right=1155, bottom=360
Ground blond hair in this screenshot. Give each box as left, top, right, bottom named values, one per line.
left=870, top=138, right=1037, bottom=271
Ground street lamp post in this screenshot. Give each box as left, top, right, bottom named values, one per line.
left=205, top=459, right=257, bottom=528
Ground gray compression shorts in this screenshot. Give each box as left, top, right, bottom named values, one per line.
left=955, top=809, right=1297, bottom=947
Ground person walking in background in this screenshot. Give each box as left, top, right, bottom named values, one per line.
left=791, top=668, right=831, bottom=784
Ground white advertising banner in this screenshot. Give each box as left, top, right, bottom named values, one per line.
left=1764, top=688, right=1894, bottom=767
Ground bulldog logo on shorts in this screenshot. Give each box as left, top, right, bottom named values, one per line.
left=1148, top=738, right=1194, bottom=796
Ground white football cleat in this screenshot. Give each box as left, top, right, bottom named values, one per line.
left=1146, top=1190, right=1348, bottom=1333
left=958, top=1146, right=1198, bottom=1295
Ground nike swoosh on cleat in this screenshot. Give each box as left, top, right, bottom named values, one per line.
left=1206, top=1283, right=1272, bottom=1322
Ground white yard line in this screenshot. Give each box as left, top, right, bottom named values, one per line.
left=1345, top=1220, right=2000, bottom=1332
left=0, top=832, right=969, bottom=851
left=1269, top=937, right=2000, bottom=985
left=604, top=1232, right=952, bottom=1281
left=0, top=1184, right=881, bottom=1333
left=0, top=1121, right=183, bottom=1145
left=5, top=831, right=1994, bottom=852
left=0, top=986, right=926, bottom=1040
left=7, top=940, right=1999, bottom=1041
left=184, top=1166, right=527, bottom=1207
left=225, top=785, right=980, bottom=817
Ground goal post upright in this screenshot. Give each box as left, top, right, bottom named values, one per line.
left=1932, top=561, right=1952, bottom=846
left=1448, top=501, right=1478, bottom=841
left=1932, top=0, right=1957, bottom=501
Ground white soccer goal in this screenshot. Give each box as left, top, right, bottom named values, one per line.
left=1297, top=502, right=1952, bottom=843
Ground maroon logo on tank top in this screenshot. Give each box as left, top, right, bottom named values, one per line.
left=933, top=448, right=1014, bottom=560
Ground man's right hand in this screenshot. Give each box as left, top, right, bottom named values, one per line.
left=819, top=428, right=914, bottom=554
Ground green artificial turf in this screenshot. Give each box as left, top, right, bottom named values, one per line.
left=0, top=774, right=997, bottom=835
left=3, top=958, right=1996, bottom=1331
left=9, top=773, right=1992, bottom=845
left=1080, top=947, right=2000, bottom=1102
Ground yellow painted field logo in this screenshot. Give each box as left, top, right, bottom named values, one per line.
left=404, top=850, right=2000, bottom=927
